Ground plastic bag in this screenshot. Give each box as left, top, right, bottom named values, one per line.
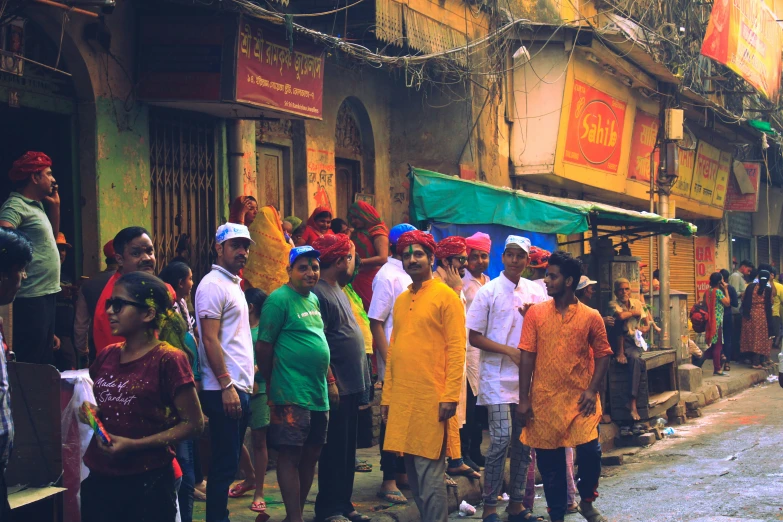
left=60, top=369, right=95, bottom=522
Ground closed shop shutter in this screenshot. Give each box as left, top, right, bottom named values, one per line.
left=757, top=236, right=780, bottom=268
left=758, top=236, right=770, bottom=266
left=669, top=234, right=696, bottom=311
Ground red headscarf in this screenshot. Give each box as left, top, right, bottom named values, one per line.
left=465, top=232, right=491, bottom=254
left=313, top=233, right=353, bottom=264
left=302, top=206, right=334, bottom=246
left=435, top=236, right=467, bottom=260
left=396, top=231, right=436, bottom=256
left=528, top=246, right=551, bottom=269
left=9, top=151, right=52, bottom=181
left=348, top=201, right=389, bottom=239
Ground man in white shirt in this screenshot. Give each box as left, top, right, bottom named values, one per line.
left=466, top=235, right=548, bottom=522
left=368, top=223, right=415, bottom=504
left=195, top=223, right=255, bottom=522
left=461, top=232, right=492, bottom=470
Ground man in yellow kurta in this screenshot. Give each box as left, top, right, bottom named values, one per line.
left=518, top=251, right=611, bottom=522
left=380, top=231, right=466, bottom=522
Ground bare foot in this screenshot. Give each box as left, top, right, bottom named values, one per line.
left=629, top=399, right=641, bottom=421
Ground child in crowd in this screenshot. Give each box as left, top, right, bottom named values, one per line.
left=79, top=272, right=204, bottom=522
left=228, top=288, right=271, bottom=514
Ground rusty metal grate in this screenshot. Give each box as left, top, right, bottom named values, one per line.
left=149, top=108, right=218, bottom=284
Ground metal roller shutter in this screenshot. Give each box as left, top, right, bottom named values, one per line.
left=669, top=234, right=696, bottom=311
left=757, top=236, right=780, bottom=268
left=758, top=236, right=770, bottom=266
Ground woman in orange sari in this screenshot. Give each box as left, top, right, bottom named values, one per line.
left=228, top=196, right=259, bottom=290
left=348, top=201, right=389, bottom=310
left=301, top=206, right=334, bottom=246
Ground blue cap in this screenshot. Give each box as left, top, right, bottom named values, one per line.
left=289, top=245, right=320, bottom=266
left=389, top=223, right=417, bottom=245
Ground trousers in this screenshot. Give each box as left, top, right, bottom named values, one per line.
left=403, top=436, right=448, bottom=522
left=482, top=404, right=533, bottom=506
left=536, top=438, right=602, bottom=521
left=12, top=294, right=56, bottom=365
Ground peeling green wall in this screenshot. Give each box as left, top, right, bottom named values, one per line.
left=95, top=97, right=152, bottom=249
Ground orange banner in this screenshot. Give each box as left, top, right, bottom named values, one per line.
left=695, top=236, right=716, bottom=301
left=564, top=80, right=627, bottom=174
left=711, top=151, right=733, bottom=207
left=690, top=141, right=721, bottom=204
left=627, top=110, right=659, bottom=182
left=701, top=0, right=782, bottom=101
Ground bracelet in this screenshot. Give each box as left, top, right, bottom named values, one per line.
left=221, top=380, right=234, bottom=391
left=216, top=372, right=230, bottom=380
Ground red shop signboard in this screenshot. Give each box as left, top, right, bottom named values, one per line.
left=235, top=16, right=325, bottom=119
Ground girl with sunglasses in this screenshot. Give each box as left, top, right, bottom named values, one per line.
left=79, top=271, right=204, bottom=522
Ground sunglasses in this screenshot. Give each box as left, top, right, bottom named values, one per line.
left=105, top=297, right=149, bottom=313
left=450, top=256, right=468, bottom=264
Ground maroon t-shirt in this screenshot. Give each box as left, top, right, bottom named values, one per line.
left=83, top=342, right=194, bottom=476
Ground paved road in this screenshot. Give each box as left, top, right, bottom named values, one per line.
left=452, top=379, right=783, bottom=521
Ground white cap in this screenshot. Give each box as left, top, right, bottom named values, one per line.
left=215, top=223, right=255, bottom=244
left=576, top=275, right=597, bottom=291
left=505, top=235, right=531, bottom=253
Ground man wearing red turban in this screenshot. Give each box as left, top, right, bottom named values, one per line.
left=528, top=246, right=551, bottom=294
left=310, top=233, right=373, bottom=522
left=0, top=151, right=61, bottom=365
left=381, top=230, right=466, bottom=522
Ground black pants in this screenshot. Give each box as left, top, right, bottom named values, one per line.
left=732, top=313, right=743, bottom=361
left=12, top=294, right=56, bottom=365
left=81, top=465, right=176, bottom=522
left=380, top=421, right=406, bottom=481
left=315, top=392, right=360, bottom=519
left=460, top=385, right=485, bottom=457
left=536, top=439, right=602, bottom=521
left=0, top=461, right=10, bottom=522
left=722, top=311, right=734, bottom=362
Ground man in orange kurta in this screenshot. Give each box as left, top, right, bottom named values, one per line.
left=380, top=231, right=466, bottom=522
left=518, top=251, right=611, bottom=522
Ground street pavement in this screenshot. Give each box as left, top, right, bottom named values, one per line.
left=193, top=368, right=782, bottom=522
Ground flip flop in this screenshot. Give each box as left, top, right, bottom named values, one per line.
left=228, top=481, right=256, bottom=498
left=346, top=513, right=371, bottom=522
left=376, top=490, right=408, bottom=504
left=508, top=509, right=546, bottom=522
left=355, top=460, right=373, bottom=473
left=250, top=500, right=267, bottom=513
left=444, top=474, right=459, bottom=488
left=446, top=466, right=481, bottom=479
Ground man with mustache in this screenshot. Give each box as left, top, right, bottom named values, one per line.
left=380, top=231, right=466, bottom=522
left=256, top=245, right=333, bottom=522
left=0, top=151, right=61, bottom=365
left=196, top=223, right=256, bottom=522
left=92, top=226, right=158, bottom=354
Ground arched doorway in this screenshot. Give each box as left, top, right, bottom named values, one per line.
left=334, top=97, right=376, bottom=219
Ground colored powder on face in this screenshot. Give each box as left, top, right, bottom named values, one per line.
left=408, top=245, right=413, bottom=255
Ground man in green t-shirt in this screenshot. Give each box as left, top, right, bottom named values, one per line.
left=0, top=152, right=61, bottom=365
left=256, top=245, right=337, bottom=522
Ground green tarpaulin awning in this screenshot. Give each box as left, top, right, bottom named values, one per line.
left=409, top=168, right=697, bottom=237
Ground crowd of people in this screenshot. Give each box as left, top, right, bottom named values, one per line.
left=4, top=149, right=775, bottom=522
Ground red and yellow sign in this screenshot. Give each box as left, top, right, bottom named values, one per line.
left=690, top=141, right=721, bottom=204
left=672, top=147, right=696, bottom=197
left=700, top=0, right=783, bottom=101
left=564, top=80, right=627, bottom=174
left=627, top=110, right=659, bottom=182
left=694, top=236, right=716, bottom=301
left=236, top=15, right=325, bottom=119
left=711, top=151, right=732, bottom=207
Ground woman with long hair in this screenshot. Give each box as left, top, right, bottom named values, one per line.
left=79, top=272, right=204, bottom=522
left=695, top=272, right=731, bottom=376
left=348, top=201, right=389, bottom=309
left=740, top=268, right=775, bottom=369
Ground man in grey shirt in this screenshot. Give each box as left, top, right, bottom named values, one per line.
left=728, top=260, right=752, bottom=360
left=311, top=234, right=371, bottom=522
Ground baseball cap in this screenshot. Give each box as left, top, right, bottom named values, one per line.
left=576, top=275, right=597, bottom=291
left=103, top=240, right=115, bottom=259
left=504, top=235, right=531, bottom=253
left=56, top=232, right=72, bottom=249
left=289, top=245, right=320, bottom=266
left=389, top=223, right=417, bottom=245
left=215, top=223, right=255, bottom=245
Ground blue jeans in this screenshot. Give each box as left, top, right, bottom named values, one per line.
left=177, top=439, right=196, bottom=522
left=200, top=390, right=251, bottom=522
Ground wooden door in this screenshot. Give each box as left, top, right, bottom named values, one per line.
left=335, top=158, right=361, bottom=219
left=258, top=146, right=285, bottom=211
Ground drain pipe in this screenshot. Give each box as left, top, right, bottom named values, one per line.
left=228, top=119, right=245, bottom=200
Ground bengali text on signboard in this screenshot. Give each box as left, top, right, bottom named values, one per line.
left=725, top=161, right=761, bottom=212
left=672, top=147, right=696, bottom=197
left=236, top=15, right=324, bottom=119
left=711, top=151, right=732, bottom=208
left=627, top=110, right=659, bottom=182
left=690, top=141, right=721, bottom=204
left=700, top=0, right=783, bottom=101
left=564, top=80, right=627, bottom=174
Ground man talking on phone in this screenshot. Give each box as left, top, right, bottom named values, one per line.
left=0, top=151, right=62, bottom=365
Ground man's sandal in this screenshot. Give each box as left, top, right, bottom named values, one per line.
left=376, top=490, right=408, bottom=504
left=578, top=501, right=608, bottom=522
left=508, top=509, right=546, bottom=521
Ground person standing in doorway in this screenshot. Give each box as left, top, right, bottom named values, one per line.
left=466, top=236, right=547, bottom=522
left=0, top=151, right=61, bottom=365
left=461, top=232, right=492, bottom=470
left=256, top=246, right=335, bottom=522
left=0, top=228, right=33, bottom=519
left=312, top=233, right=372, bottom=522
left=195, top=223, right=256, bottom=522
left=380, top=231, right=466, bottom=522
left=518, top=251, right=612, bottom=522
left=367, top=223, right=416, bottom=505
left=729, top=260, right=752, bottom=359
